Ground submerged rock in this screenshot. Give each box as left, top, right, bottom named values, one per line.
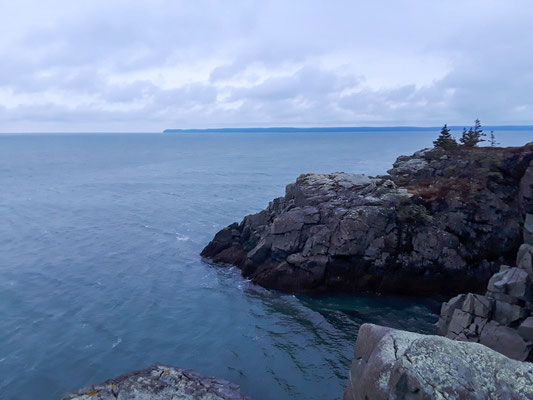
left=343, top=323, right=533, bottom=400
left=202, top=144, right=533, bottom=295
left=62, top=364, right=247, bottom=400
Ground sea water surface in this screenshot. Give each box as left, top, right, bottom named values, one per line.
left=1, top=130, right=531, bottom=400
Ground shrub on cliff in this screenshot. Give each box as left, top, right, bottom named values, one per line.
left=433, top=124, right=458, bottom=150
left=460, top=119, right=486, bottom=147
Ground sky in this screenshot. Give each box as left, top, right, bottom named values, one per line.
left=0, top=1, right=532, bottom=132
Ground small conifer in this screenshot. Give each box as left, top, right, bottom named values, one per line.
left=433, top=124, right=457, bottom=150
left=460, top=119, right=486, bottom=147
left=489, top=131, right=499, bottom=147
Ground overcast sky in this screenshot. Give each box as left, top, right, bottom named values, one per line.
left=0, top=1, right=532, bottom=132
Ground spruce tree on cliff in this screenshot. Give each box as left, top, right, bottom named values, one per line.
left=489, top=131, right=499, bottom=147
left=460, top=119, right=486, bottom=147
left=433, top=124, right=457, bottom=150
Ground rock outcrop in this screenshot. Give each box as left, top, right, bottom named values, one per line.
left=343, top=323, right=533, bottom=400
left=437, top=213, right=533, bottom=361
left=202, top=144, right=533, bottom=295
left=62, top=364, right=246, bottom=400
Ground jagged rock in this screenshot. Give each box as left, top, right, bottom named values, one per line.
left=343, top=324, right=533, bottom=400
left=517, top=243, right=533, bottom=281
left=462, top=292, right=492, bottom=317
left=62, top=364, right=247, bottom=400
left=202, top=144, right=533, bottom=295
left=436, top=294, right=467, bottom=334
left=487, top=267, right=532, bottom=301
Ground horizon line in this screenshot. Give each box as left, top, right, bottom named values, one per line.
left=1, top=124, right=532, bottom=135
left=163, top=124, right=533, bottom=133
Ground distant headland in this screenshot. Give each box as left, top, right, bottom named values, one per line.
left=163, top=125, right=533, bottom=134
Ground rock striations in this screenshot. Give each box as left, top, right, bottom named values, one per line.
left=62, top=364, right=246, bottom=400
left=343, top=323, right=533, bottom=400
left=202, top=144, right=533, bottom=296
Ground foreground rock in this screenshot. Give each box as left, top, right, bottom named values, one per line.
left=62, top=364, right=246, bottom=400
left=437, top=213, right=533, bottom=361
left=343, top=323, right=533, bottom=400
left=202, top=144, right=533, bottom=295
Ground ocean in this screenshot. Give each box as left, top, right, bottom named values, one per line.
left=1, top=129, right=531, bottom=400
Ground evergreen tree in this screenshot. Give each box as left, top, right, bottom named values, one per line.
left=460, top=119, right=486, bottom=147
left=433, top=124, right=457, bottom=150
left=489, top=131, right=499, bottom=147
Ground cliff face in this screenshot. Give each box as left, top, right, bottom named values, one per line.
left=343, top=323, right=533, bottom=400
left=202, top=144, right=533, bottom=296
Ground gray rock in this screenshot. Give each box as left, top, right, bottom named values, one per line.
left=343, top=323, right=533, bottom=400
left=492, top=300, right=527, bottom=325
left=437, top=294, right=466, bottom=335
left=517, top=243, right=533, bottom=281
left=479, top=321, right=532, bottom=361
left=462, top=293, right=492, bottom=317
left=487, top=267, right=532, bottom=301
left=519, top=317, right=533, bottom=341
left=62, top=364, right=247, bottom=400
left=447, top=309, right=474, bottom=337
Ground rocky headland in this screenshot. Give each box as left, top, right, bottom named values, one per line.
left=202, top=143, right=533, bottom=296
left=62, top=364, right=246, bottom=400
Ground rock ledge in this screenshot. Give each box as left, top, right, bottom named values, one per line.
left=62, top=364, right=247, bottom=400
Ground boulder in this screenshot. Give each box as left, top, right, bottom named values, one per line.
left=487, top=267, right=532, bottom=301
left=436, top=294, right=467, bottom=334
left=62, top=364, right=247, bottom=400
left=517, top=243, right=533, bottom=281
left=343, top=324, right=533, bottom=400
left=478, top=321, right=532, bottom=361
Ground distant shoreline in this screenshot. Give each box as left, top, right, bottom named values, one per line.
left=163, top=125, right=533, bottom=134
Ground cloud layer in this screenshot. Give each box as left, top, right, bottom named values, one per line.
left=0, top=1, right=532, bottom=131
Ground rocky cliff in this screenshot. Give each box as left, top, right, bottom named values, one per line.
left=343, top=323, right=533, bottom=400
left=62, top=364, right=246, bottom=400
left=202, top=144, right=533, bottom=295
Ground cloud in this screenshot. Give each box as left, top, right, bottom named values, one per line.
left=0, top=0, right=532, bottom=131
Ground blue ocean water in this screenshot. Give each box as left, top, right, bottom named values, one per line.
left=0, top=130, right=531, bottom=400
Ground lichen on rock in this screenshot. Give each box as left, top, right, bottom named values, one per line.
left=343, top=323, right=533, bottom=400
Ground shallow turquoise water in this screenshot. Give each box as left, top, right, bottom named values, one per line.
left=0, top=130, right=530, bottom=399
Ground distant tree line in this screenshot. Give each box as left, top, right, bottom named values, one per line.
left=433, top=119, right=498, bottom=150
